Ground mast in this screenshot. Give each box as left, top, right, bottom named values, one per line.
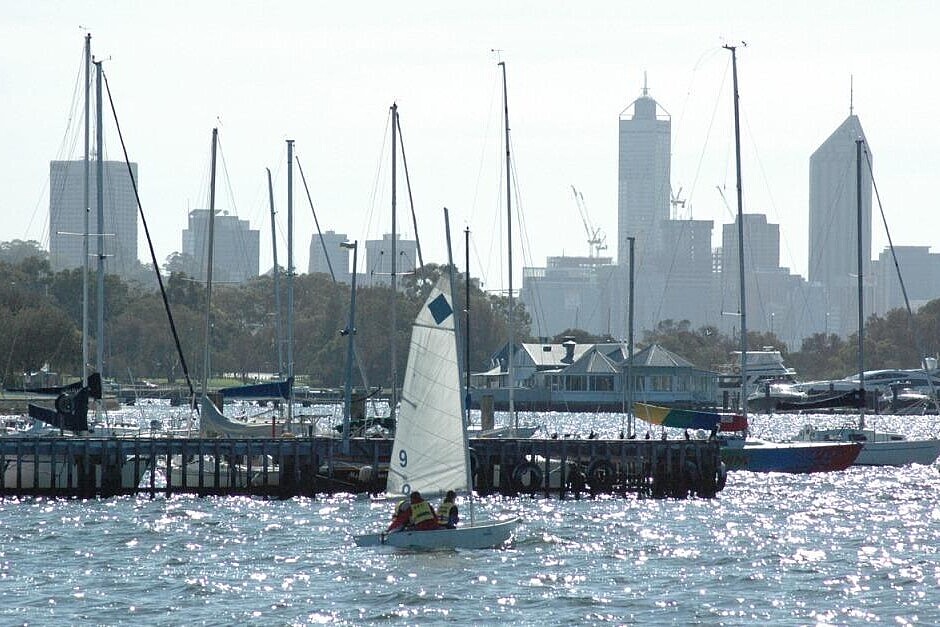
left=94, top=59, right=105, bottom=382
left=286, top=139, right=295, bottom=421
left=465, top=226, right=472, bottom=431
left=499, top=61, right=516, bottom=429
left=341, top=240, right=358, bottom=455
left=82, top=33, right=91, bottom=383
left=390, top=103, right=399, bottom=423
left=856, top=138, right=866, bottom=430
left=201, top=128, right=219, bottom=397
left=266, top=168, right=283, bottom=376
left=627, top=236, right=635, bottom=437
left=724, top=44, right=748, bottom=423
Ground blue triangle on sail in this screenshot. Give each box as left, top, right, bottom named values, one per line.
left=428, top=293, right=453, bottom=325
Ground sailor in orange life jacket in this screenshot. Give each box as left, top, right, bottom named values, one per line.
left=407, top=491, right=441, bottom=531
left=437, top=490, right=459, bottom=529
left=386, top=498, right=411, bottom=533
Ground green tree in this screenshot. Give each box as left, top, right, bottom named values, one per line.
left=0, top=239, right=47, bottom=264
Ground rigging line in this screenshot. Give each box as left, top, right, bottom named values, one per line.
left=740, top=106, right=801, bottom=304
left=507, top=137, right=544, bottom=338
left=295, top=156, right=335, bottom=282
left=672, top=47, right=725, bottom=167
left=394, top=112, right=423, bottom=269
left=688, top=61, right=730, bottom=212
left=864, top=147, right=940, bottom=408
left=215, top=135, right=249, bottom=280
left=101, top=70, right=196, bottom=403
left=42, top=50, right=88, bottom=248
left=469, top=69, right=502, bottom=232
left=363, top=109, right=392, bottom=245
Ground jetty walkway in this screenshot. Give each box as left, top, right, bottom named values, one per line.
left=0, top=436, right=725, bottom=499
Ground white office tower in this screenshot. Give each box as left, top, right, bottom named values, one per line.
left=808, top=114, right=872, bottom=335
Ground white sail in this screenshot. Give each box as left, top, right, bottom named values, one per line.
left=386, top=277, right=469, bottom=497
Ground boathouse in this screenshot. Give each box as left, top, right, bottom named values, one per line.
left=469, top=341, right=718, bottom=411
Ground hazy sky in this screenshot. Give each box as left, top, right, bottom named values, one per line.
left=3, top=1, right=938, bottom=291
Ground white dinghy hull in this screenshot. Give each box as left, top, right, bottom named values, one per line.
left=354, top=517, right=519, bottom=550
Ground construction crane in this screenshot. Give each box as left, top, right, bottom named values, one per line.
left=570, top=185, right=607, bottom=258
left=670, top=185, right=687, bottom=219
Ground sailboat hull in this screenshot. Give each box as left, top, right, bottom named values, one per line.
left=796, top=427, right=940, bottom=466
left=720, top=438, right=862, bottom=473
left=354, top=517, right=518, bottom=550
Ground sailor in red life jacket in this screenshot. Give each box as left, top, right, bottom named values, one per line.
left=407, top=491, right=441, bottom=531
left=386, top=498, right=411, bottom=533
left=437, top=490, right=459, bottom=529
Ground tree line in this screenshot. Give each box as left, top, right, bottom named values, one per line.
left=2, top=237, right=939, bottom=388
left=0, top=240, right=528, bottom=389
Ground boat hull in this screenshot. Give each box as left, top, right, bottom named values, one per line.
left=855, top=440, right=940, bottom=466
left=795, top=427, right=940, bottom=466
left=720, top=439, right=862, bottom=473
left=354, top=517, right=518, bottom=550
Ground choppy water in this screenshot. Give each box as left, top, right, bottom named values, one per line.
left=2, top=410, right=940, bottom=625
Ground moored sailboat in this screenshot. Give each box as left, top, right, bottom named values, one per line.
left=792, top=139, right=940, bottom=466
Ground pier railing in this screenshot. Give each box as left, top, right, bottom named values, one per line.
left=0, top=436, right=725, bottom=499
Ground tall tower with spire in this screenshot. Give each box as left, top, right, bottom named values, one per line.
left=808, top=103, right=872, bottom=335
left=617, top=75, right=671, bottom=266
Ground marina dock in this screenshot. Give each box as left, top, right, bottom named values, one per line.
left=0, top=436, right=725, bottom=499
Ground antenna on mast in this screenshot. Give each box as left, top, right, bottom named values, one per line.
left=642, top=70, right=649, bottom=96
left=850, top=74, right=854, bottom=116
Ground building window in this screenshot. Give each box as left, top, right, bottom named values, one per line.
left=651, top=375, right=673, bottom=392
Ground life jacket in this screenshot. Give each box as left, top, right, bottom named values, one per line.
left=437, top=501, right=456, bottom=525
left=409, top=500, right=435, bottom=526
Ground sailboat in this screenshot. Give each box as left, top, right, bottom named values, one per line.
left=706, top=46, right=863, bottom=473
left=354, top=277, right=518, bottom=549
left=169, top=129, right=280, bottom=488
left=793, top=139, right=940, bottom=466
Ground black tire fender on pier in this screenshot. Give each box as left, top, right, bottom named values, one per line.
left=586, top=459, right=616, bottom=491
left=55, top=393, right=74, bottom=415
left=512, top=461, right=543, bottom=492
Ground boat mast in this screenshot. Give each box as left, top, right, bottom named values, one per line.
left=341, top=239, right=358, bottom=455
left=266, top=168, right=284, bottom=376
left=445, top=208, right=474, bottom=521
left=465, top=226, right=472, bottom=431
left=499, top=61, right=516, bottom=429
left=201, top=128, right=218, bottom=397
left=627, top=235, right=635, bottom=437
left=724, top=44, right=748, bottom=424
left=286, top=139, right=295, bottom=421
left=856, top=138, right=866, bottom=429
left=94, top=59, right=105, bottom=384
left=82, top=33, right=91, bottom=383
left=390, top=103, right=399, bottom=423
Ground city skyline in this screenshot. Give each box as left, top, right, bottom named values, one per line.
left=3, top=2, right=939, bottom=296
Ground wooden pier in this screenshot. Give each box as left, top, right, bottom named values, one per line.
left=0, top=436, right=726, bottom=499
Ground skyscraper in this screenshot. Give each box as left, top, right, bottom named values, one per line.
left=49, top=160, right=139, bottom=278
left=182, top=209, right=260, bottom=284
left=364, top=234, right=417, bottom=288
left=808, top=114, right=872, bottom=335
left=617, top=79, right=671, bottom=265
left=309, top=230, right=351, bottom=283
